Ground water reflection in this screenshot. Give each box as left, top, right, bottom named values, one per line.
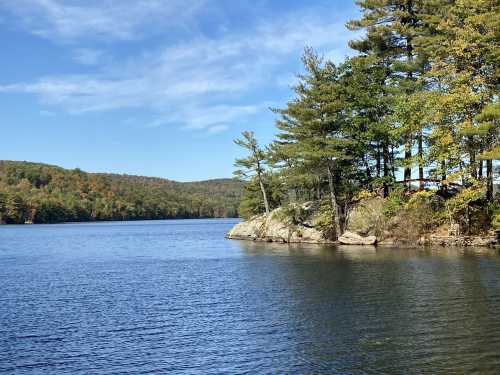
left=1, top=221, right=499, bottom=374
left=236, top=240, right=500, bottom=373
left=238, top=240, right=500, bottom=260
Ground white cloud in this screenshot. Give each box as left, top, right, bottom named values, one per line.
left=0, top=0, right=207, bottom=41
left=72, top=48, right=107, bottom=66
left=207, top=125, right=229, bottom=134
left=0, top=6, right=354, bottom=130
left=147, top=104, right=267, bottom=133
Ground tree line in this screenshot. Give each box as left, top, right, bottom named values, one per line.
left=234, top=0, right=499, bottom=238
left=0, top=161, right=243, bottom=224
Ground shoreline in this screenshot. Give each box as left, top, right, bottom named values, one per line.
left=226, top=208, right=499, bottom=249
left=226, top=233, right=500, bottom=252
left=0, top=217, right=241, bottom=226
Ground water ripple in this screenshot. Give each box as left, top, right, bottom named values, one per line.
left=0, top=220, right=499, bottom=374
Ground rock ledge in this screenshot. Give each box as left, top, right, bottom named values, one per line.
left=226, top=211, right=333, bottom=244
left=338, top=231, right=377, bottom=245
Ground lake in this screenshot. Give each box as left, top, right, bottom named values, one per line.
left=1, top=219, right=499, bottom=374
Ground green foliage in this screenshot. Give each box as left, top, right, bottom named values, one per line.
left=238, top=174, right=285, bottom=220
left=0, top=161, right=244, bottom=224
left=445, top=179, right=488, bottom=234
left=382, top=185, right=407, bottom=218
left=383, top=190, right=446, bottom=241
left=491, top=206, right=500, bottom=229
left=446, top=180, right=486, bottom=216
left=314, top=200, right=336, bottom=240
left=233, top=131, right=268, bottom=180
left=272, top=203, right=308, bottom=226
left=233, top=0, right=499, bottom=236
left=405, top=190, right=446, bottom=227
left=234, top=131, right=271, bottom=214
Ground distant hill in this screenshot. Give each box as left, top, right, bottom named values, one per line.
left=0, top=160, right=244, bottom=224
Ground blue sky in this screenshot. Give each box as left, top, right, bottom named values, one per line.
left=0, top=0, right=360, bottom=181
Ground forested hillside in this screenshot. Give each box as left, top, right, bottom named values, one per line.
left=0, top=161, right=243, bottom=224
left=234, top=0, right=499, bottom=239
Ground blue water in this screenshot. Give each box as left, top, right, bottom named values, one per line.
left=1, top=219, right=500, bottom=374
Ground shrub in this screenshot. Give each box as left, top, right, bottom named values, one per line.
left=445, top=179, right=486, bottom=234
left=314, top=199, right=336, bottom=240
left=382, top=185, right=407, bottom=218
left=272, top=203, right=308, bottom=225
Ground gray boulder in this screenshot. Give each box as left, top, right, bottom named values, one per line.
left=226, top=204, right=333, bottom=244
left=338, top=231, right=377, bottom=245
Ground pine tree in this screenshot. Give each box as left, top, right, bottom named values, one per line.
left=271, top=50, right=358, bottom=238
left=348, top=0, right=434, bottom=188
left=423, top=0, right=498, bottom=188
left=476, top=102, right=500, bottom=200
left=233, top=131, right=271, bottom=215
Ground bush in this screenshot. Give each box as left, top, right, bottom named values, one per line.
left=272, top=203, right=308, bottom=225
left=404, top=190, right=446, bottom=229
left=382, top=185, right=407, bottom=218
left=314, top=199, right=336, bottom=240
left=445, top=179, right=486, bottom=234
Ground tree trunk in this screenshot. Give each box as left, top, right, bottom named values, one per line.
left=486, top=159, right=493, bottom=201
left=404, top=4, right=415, bottom=190
left=441, top=160, right=447, bottom=181
left=391, top=146, right=396, bottom=178
left=376, top=144, right=381, bottom=178
left=257, top=171, right=270, bottom=215
left=383, top=144, right=390, bottom=197
left=418, top=130, right=424, bottom=191
left=441, top=160, right=447, bottom=193
left=478, top=160, right=483, bottom=178
left=404, top=139, right=412, bottom=189
left=469, top=137, right=477, bottom=179
left=364, top=154, right=371, bottom=181
left=327, top=164, right=342, bottom=240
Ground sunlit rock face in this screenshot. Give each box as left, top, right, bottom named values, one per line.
left=227, top=205, right=332, bottom=244
left=338, top=231, right=377, bottom=245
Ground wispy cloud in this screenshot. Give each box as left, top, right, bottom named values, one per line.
left=206, top=124, right=229, bottom=134
left=0, top=0, right=207, bottom=41
left=0, top=4, right=355, bottom=132
left=147, top=104, right=269, bottom=131
left=72, top=48, right=108, bottom=66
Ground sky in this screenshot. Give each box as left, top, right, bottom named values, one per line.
left=0, top=0, right=360, bottom=181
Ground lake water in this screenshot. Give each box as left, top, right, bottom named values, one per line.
left=1, top=219, right=500, bottom=374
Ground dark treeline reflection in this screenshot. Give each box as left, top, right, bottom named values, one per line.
left=237, top=242, right=500, bottom=373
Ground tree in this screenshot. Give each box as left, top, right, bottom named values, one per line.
left=271, top=50, right=358, bottom=239
left=233, top=131, right=271, bottom=215
left=0, top=160, right=243, bottom=224
left=422, top=0, right=498, bottom=188
left=476, top=102, right=500, bottom=200
left=347, top=0, right=434, bottom=188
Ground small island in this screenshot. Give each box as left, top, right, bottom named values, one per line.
left=228, top=2, right=499, bottom=248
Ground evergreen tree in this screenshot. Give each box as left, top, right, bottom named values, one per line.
left=233, top=131, right=271, bottom=214
left=347, top=0, right=434, bottom=188
left=271, top=50, right=358, bottom=238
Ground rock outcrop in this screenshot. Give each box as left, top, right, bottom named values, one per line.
left=345, top=197, right=385, bottom=237
left=227, top=201, right=498, bottom=247
left=338, top=231, right=377, bottom=245
left=227, top=214, right=331, bottom=244
left=427, top=235, right=497, bottom=247
left=227, top=204, right=332, bottom=244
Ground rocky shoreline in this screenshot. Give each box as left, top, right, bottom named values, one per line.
left=227, top=204, right=499, bottom=248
